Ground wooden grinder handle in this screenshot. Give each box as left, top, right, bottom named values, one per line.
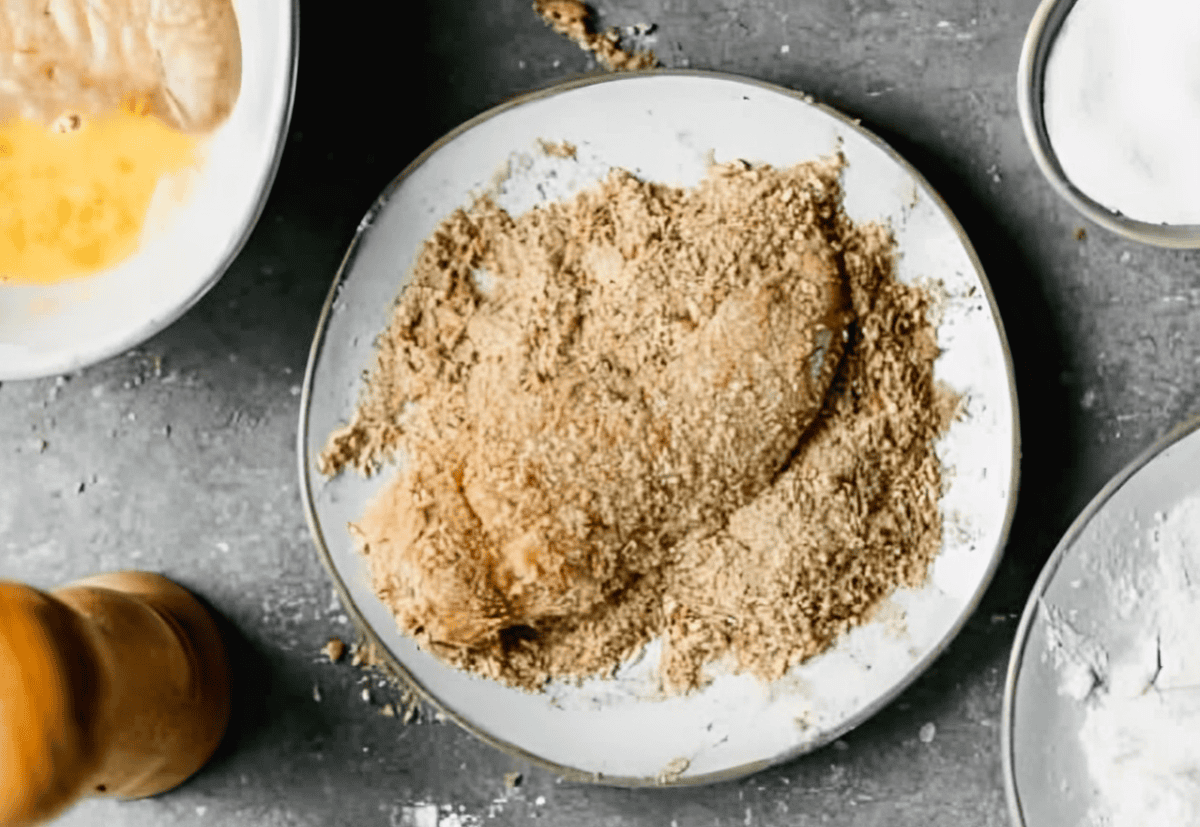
left=0, top=572, right=231, bottom=827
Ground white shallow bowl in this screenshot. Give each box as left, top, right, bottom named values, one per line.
left=1003, top=418, right=1200, bottom=826
left=300, top=70, right=1020, bottom=786
left=0, top=0, right=299, bottom=381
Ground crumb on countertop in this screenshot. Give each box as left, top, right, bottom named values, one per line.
left=322, top=636, right=346, bottom=663
left=533, top=0, right=659, bottom=71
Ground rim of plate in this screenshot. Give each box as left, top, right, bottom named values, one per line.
left=0, top=1, right=301, bottom=382
left=1016, top=0, right=1200, bottom=248
left=299, top=68, right=1021, bottom=788
left=1001, top=415, right=1200, bottom=825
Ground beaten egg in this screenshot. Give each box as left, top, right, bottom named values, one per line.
left=0, top=101, right=200, bottom=284
left=0, top=0, right=242, bottom=285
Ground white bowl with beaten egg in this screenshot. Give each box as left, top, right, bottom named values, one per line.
left=0, top=0, right=298, bottom=381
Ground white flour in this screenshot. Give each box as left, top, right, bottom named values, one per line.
left=1042, top=601, right=1107, bottom=703
left=1042, top=0, right=1200, bottom=225
left=1069, top=495, right=1200, bottom=825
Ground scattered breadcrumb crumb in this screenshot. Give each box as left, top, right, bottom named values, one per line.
left=537, top=138, right=577, bottom=158
left=338, top=636, right=427, bottom=724
left=322, top=637, right=346, bottom=663
left=533, top=0, right=659, bottom=70
left=656, top=757, right=690, bottom=784
left=349, top=639, right=384, bottom=668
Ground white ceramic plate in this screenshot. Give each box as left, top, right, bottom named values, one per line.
left=0, top=0, right=299, bottom=381
left=1003, top=418, right=1200, bottom=825
left=300, top=71, right=1019, bottom=786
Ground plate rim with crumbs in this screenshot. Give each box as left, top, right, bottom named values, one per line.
left=299, top=68, right=1020, bottom=787
left=1001, top=416, right=1200, bottom=825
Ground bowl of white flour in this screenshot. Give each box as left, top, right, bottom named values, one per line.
left=1004, top=417, right=1200, bottom=826
left=1018, top=0, right=1200, bottom=247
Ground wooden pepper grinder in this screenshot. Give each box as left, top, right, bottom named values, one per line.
left=0, top=572, right=231, bottom=827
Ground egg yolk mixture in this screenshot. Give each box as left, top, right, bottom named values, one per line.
left=0, top=105, right=199, bottom=284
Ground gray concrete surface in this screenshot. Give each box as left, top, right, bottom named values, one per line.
left=3, top=0, right=1199, bottom=824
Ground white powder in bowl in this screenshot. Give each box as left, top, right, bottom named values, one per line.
left=1042, top=0, right=1200, bottom=226
left=1074, top=496, right=1200, bottom=825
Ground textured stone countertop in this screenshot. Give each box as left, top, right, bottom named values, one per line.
left=3, top=1, right=1199, bottom=825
